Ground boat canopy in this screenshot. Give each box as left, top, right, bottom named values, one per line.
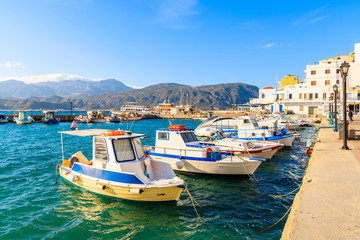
left=59, top=129, right=145, bottom=138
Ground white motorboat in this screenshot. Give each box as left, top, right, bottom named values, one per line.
left=58, top=129, right=185, bottom=202
left=14, top=110, right=33, bottom=124
left=257, top=115, right=301, bottom=130
left=106, top=113, right=122, bottom=122
left=145, top=125, right=263, bottom=175
left=195, top=116, right=295, bottom=147
left=213, top=138, right=283, bottom=160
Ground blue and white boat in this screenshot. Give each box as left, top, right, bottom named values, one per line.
left=42, top=111, right=60, bottom=124
left=58, top=129, right=185, bottom=202
left=145, top=125, right=263, bottom=175
left=195, top=116, right=295, bottom=147
left=0, top=114, right=8, bottom=123
left=13, top=110, right=33, bottom=124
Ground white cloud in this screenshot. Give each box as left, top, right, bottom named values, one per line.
left=156, top=0, right=199, bottom=22
left=126, top=84, right=144, bottom=89
left=264, top=43, right=276, bottom=48
left=0, top=73, right=99, bottom=84
left=0, top=61, right=24, bottom=69
left=294, top=6, right=328, bottom=25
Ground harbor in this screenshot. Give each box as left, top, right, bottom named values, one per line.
left=0, top=118, right=315, bottom=239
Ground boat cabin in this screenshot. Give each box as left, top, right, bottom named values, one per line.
left=154, top=125, right=219, bottom=159
left=18, top=110, right=28, bottom=121
left=43, top=110, right=58, bottom=119
left=60, top=129, right=160, bottom=183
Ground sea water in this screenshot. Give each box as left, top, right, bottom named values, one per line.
left=0, top=119, right=315, bottom=239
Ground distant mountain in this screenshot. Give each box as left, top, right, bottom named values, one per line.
left=0, top=82, right=259, bottom=110
left=0, top=79, right=131, bottom=98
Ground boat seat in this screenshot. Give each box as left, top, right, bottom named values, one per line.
left=69, top=151, right=90, bottom=168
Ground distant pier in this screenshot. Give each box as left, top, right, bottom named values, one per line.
left=281, top=116, right=360, bottom=239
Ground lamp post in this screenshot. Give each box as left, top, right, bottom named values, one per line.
left=333, top=84, right=339, bottom=132
left=340, top=62, right=350, bottom=149
left=330, top=92, right=334, bottom=116
left=68, top=99, right=75, bottom=119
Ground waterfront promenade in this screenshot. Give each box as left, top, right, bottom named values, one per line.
left=282, top=116, right=360, bottom=239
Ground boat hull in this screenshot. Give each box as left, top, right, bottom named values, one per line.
left=59, top=167, right=183, bottom=202
left=15, top=120, right=32, bottom=124
left=146, top=152, right=261, bottom=175
left=221, top=146, right=281, bottom=159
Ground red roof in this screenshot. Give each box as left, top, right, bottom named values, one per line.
left=263, top=87, right=274, bottom=89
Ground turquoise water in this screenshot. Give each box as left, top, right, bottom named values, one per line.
left=0, top=120, right=315, bottom=239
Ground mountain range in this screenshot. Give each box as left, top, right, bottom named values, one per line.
left=0, top=79, right=258, bottom=110
left=0, top=79, right=131, bottom=98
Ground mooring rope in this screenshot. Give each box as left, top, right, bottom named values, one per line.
left=54, top=164, right=61, bottom=185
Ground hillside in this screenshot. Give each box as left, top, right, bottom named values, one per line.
left=0, top=82, right=258, bottom=110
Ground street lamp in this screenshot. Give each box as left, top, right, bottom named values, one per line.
left=333, top=84, right=339, bottom=132
left=340, top=61, right=350, bottom=149
left=68, top=99, right=76, bottom=119
left=330, top=92, right=334, bottom=115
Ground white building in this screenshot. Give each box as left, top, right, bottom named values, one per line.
left=251, top=43, right=360, bottom=116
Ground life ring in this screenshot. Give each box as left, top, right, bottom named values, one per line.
left=306, top=147, right=312, bottom=157
left=206, top=147, right=213, bottom=158
left=328, top=114, right=333, bottom=120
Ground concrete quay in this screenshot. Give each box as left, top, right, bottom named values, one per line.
left=281, top=116, right=360, bottom=239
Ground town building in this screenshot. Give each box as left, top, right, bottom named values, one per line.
left=251, top=43, right=360, bottom=116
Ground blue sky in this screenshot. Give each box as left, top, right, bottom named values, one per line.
left=0, top=0, right=359, bottom=88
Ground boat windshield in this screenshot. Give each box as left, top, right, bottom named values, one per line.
left=197, top=115, right=218, bottom=128
left=251, top=118, right=259, bottom=128
left=133, top=138, right=145, bottom=159
left=181, top=132, right=199, bottom=143
left=113, top=139, right=136, bottom=162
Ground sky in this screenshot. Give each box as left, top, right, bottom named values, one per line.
left=0, top=0, right=360, bottom=88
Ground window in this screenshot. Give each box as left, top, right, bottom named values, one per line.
left=311, top=81, right=316, bottom=86
left=181, top=132, right=198, bottom=143
left=133, top=138, right=145, bottom=159
left=325, top=69, right=330, bottom=74
left=323, top=93, right=327, bottom=100
left=300, top=106, right=304, bottom=111
left=325, top=80, right=330, bottom=85
left=244, top=119, right=250, bottom=124
left=304, top=93, right=308, bottom=99
left=158, top=132, right=169, bottom=140
left=299, top=93, right=303, bottom=99
left=95, top=137, right=108, bottom=161
left=289, top=93, right=293, bottom=99
left=262, top=93, right=265, bottom=98
left=311, top=70, right=316, bottom=75
left=337, top=69, right=340, bottom=74
left=328, top=61, right=331, bottom=64
left=113, top=139, right=135, bottom=162
left=315, top=93, right=318, bottom=99
left=309, top=93, right=313, bottom=100
left=336, top=80, right=340, bottom=84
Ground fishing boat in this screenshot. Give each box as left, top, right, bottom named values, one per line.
left=57, top=129, right=185, bottom=202
left=0, top=115, right=8, bottom=123
left=88, top=111, right=106, bottom=123
left=214, top=138, right=283, bottom=160
left=195, top=116, right=295, bottom=147
left=42, top=111, right=60, bottom=124
left=13, top=110, right=33, bottom=124
left=106, top=113, right=122, bottom=123
left=75, top=114, right=90, bottom=123
left=145, top=125, right=263, bottom=175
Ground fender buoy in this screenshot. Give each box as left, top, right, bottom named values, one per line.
left=206, top=147, right=213, bottom=158
left=306, top=147, right=312, bottom=157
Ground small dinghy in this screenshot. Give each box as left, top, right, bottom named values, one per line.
left=57, top=129, right=185, bottom=202
left=145, top=125, right=264, bottom=175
